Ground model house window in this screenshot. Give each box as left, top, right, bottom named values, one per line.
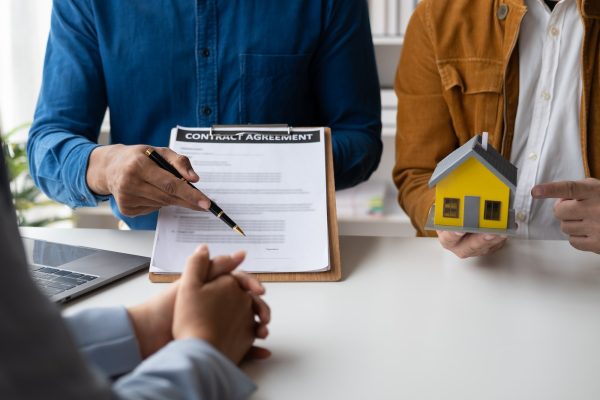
left=443, top=198, right=460, bottom=218
left=484, top=200, right=501, bottom=221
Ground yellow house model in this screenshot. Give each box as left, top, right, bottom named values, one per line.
left=427, top=133, right=517, bottom=232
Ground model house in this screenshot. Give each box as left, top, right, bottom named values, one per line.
left=428, top=133, right=517, bottom=231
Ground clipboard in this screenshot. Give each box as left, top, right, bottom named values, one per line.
left=149, top=126, right=341, bottom=283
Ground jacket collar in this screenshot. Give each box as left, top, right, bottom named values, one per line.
left=582, top=0, right=600, bottom=18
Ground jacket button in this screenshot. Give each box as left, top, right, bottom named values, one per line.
left=497, top=4, right=509, bottom=20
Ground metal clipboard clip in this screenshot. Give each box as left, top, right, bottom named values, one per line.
left=210, top=124, right=294, bottom=136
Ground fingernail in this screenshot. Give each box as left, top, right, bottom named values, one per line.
left=232, top=250, right=246, bottom=259
left=198, top=200, right=210, bottom=209
left=188, top=169, right=199, bottom=180
left=454, top=231, right=466, bottom=237
left=531, top=186, right=542, bottom=197
left=484, top=235, right=496, bottom=241
left=195, top=244, right=208, bottom=253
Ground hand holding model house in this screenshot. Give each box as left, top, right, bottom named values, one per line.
left=425, top=132, right=517, bottom=258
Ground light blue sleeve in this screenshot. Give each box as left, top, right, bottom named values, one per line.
left=113, top=339, right=256, bottom=400
left=65, top=307, right=256, bottom=399
left=64, top=307, right=143, bottom=377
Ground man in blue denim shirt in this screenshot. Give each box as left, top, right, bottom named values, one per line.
left=28, top=0, right=382, bottom=229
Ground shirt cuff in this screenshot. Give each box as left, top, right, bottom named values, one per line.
left=65, top=139, right=111, bottom=206
left=64, top=306, right=142, bottom=377
left=36, top=133, right=110, bottom=207
left=119, top=338, right=256, bottom=399
left=178, top=338, right=257, bottom=398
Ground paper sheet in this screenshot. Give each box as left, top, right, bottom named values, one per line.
left=150, top=126, right=329, bottom=273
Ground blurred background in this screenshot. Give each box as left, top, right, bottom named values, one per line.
left=0, top=0, right=117, bottom=228
left=1, top=1, right=50, bottom=133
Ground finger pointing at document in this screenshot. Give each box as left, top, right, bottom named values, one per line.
left=531, top=178, right=600, bottom=253
left=86, top=144, right=211, bottom=217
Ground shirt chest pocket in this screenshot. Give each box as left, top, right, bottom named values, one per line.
left=239, top=54, right=314, bottom=124
left=438, top=61, right=505, bottom=140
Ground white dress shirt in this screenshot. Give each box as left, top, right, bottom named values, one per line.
left=511, top=0, right=585, bottom=239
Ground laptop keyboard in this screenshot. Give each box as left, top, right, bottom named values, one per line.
left=29, top=264, right=98, bottom=297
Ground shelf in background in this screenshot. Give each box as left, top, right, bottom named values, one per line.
left=373, top=36, right=404, bottom=46
left=336, top=181, right=415, bottom=237
left=382, top=127, right=395, bottom=137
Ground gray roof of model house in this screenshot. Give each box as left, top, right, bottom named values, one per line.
left=428, top=134, right=517, bottom=190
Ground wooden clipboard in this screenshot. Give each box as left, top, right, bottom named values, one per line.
left=149, top=127, right=341, bottom=283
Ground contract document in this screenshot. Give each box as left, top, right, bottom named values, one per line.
left=150, top=126, right=330, bottom=273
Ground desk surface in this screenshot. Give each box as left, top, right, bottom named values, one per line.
left=21, top=227, right=600, bottom=400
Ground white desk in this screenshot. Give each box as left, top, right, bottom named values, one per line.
left=21, top=227, right=600, bottom=400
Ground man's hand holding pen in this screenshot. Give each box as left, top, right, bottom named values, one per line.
left=145, top=147, right=245, bottom=235
left=86, top=144, right=211, bottom=216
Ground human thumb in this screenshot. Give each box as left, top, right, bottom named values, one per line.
left=181, top=245, right=211, bottom=288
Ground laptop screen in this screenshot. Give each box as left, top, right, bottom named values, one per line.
left=22, top=238, right=99, bottom=268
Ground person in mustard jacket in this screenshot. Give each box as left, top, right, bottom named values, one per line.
left=394, top=0, right=600, bottom=258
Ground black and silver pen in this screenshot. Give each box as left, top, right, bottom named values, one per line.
left=144, top=148, right=246, bottom=236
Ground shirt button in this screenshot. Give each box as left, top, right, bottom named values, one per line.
left=527, top=152, right=538, bottom=161
left=202, top=106, right=212, bottom=116
left=550, top=26, right=560, bottom=37
left=201, top=48, right=210, bottom=57
left=541, top=91, right=551, bottom=101
left=516, top=212, right=527, bottom=222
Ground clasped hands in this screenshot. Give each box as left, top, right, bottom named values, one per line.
left=87, top=145, right=270, bottom=363
left=127, top=245, right=271, bottom=365
left=438, top=178, right=600, bottom=258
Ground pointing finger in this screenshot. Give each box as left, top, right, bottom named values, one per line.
left=532, top=180, right=593, bottom=200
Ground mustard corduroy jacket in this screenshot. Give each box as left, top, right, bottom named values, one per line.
left=393, top=0, right=600, bottom=236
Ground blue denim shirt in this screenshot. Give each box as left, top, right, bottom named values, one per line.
left=28, top=0, right=382, bottom=230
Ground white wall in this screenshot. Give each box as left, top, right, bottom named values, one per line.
left=0, top=0, right=52, bottom=139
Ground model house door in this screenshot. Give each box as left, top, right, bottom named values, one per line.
left=464, top=196, right=480, bottom=228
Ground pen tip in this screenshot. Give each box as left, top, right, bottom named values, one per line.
left=234, top=226, right=246, bottom=237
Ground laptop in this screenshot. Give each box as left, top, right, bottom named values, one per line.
left=21, top=237, right=150, bottom=303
